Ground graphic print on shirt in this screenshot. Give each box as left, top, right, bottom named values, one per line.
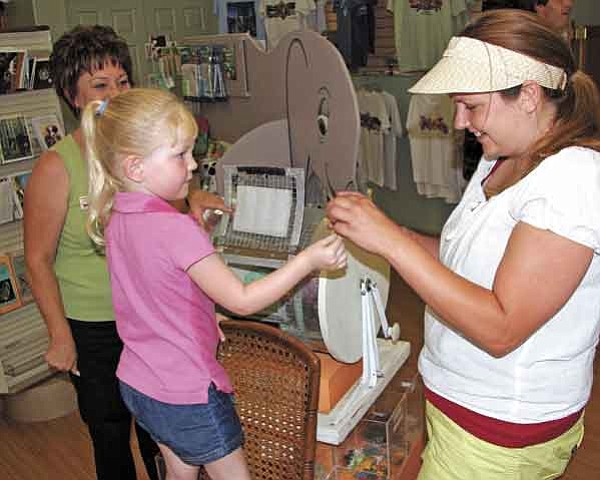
left=266, top=0, right=297, bottom=18
left=409, top=0, right=443, bottom=12
left=418, top=114, right=450, bottom=136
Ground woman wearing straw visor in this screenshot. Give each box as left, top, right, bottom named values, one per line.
left=327, top=9, right=600, bottom=479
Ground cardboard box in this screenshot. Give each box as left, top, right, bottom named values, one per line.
left=316, top=352, right=362, bottom=413
left=3, top=373, right=77, bottom=422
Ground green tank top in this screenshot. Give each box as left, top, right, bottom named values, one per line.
left=53, top=135, right=114, bottom=321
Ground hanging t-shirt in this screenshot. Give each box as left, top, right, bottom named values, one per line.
left=259, top=0, right=316, bottom=49
left=407, top=93, right=465, bottom=203
left=334, top=0, right=377, bottom=71
left=387, top=0, right=471, bottom=71
left=357, top=89, right=390, bottom=187
left=380, top=90, right=403, bottom=191
left=215, top=0, right=266, bottom=40
left=306, top=0, right=327, bottom=33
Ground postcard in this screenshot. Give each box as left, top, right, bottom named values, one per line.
left=0, top=176, right=15, bottom=224
left=9, top=251, right=33, bottom=304
left=31, top=114, right=63, bottom=151
left=0, top=115, right=34, bottom=163
left=0, top=254, right=21, bottom=314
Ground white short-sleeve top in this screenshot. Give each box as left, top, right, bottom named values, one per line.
left=419, top=146, right=600, bottom=423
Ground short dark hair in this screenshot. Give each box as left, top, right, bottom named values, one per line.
left=50, top=25, right=133, bottom=116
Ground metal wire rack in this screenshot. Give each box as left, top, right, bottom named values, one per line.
left=215, top=165, right=305, bottom=253
left=214, top=165, right=325, bottom=343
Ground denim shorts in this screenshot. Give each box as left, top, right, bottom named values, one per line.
left=119, top=381, right=244, bottom=465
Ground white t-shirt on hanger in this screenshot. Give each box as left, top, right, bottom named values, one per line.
left=357, top=90, right=390, bottom=188
left=380, top=90, right=404, bottom=191
left=260, top=0, right=316, bottom=49
left=407, top=93, right=464, bottom=203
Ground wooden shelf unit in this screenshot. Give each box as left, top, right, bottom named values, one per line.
left=0, top=26, right=65, bottom=394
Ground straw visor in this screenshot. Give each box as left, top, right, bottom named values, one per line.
left=409, top=36, right=567, bottom=95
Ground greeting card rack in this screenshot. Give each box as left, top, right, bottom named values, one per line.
left=0, top=26, right=65, bottom=394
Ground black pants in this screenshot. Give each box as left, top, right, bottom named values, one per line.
left=69, top=319, right=159, bottom=480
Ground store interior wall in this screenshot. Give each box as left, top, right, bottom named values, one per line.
left=572, top=1, right=600, bottom=24
left=5, top=0, right=600, bottom=234
left=3, top=0, right=34, bottom=28
left=8, top=0, right=598, bottom=32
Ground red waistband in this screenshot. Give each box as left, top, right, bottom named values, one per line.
left=425, top=386, right=582, bottom=448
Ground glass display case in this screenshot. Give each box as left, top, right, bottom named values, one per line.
left=317, top=372, right=424, bottom=480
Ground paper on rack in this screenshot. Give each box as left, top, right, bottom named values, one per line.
left=0, top=178, right=14, bottom=224
left=233, top=185, right=292, bottom=237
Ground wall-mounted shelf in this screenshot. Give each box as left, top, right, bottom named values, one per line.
left=0, top=27, right=64, bottom=394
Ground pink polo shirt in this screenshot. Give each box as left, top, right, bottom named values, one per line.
left=107, top=192, right=232, bottom=404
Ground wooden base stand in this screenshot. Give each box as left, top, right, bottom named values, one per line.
left=315, top=352, right=362, bottom=413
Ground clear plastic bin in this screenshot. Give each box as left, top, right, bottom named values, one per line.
left=318, top=372, right=423, bottom=480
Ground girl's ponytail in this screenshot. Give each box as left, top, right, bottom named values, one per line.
left=82, top=100, right=119, bottom=247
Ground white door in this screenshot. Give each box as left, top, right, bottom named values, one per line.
left=64, top=0, right=218, bottom=85
left=143, top=0, right=216, bottom=41
left=64, top=0, right=147, bottom=84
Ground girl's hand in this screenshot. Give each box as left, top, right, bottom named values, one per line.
left=305, top=234, right=348, bottom=271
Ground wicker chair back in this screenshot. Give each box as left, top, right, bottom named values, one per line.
left=198, top=320, right=321, bottom=480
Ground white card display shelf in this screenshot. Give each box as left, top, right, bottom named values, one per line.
left=0, top=27, right=63, bottom=394
left=0, top=303, right=50, bottom=394
left=0, top=89, right=60, bottom=164
left=0, top=26, right=54, bottom=51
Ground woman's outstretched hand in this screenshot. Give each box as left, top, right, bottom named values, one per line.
left=304, top=233, right=348, bottom=271
left=326, top=191, right=399, bottom=257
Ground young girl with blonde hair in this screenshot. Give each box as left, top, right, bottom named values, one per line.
left=81, top=88, right=347, bottom=480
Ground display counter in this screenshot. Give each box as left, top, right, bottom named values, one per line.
left=315, top=273, right=426, bottom=480
left=316, top=370, right=424, bottom=480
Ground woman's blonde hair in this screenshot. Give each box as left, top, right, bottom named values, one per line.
left=81, top=88, right=198, bottom=246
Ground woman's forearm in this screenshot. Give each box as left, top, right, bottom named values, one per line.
left=401, top=226, right=440, bottom=258
left=381, top=227, right=509, bottom=355
left=27, top=258, right=71, bottom=341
